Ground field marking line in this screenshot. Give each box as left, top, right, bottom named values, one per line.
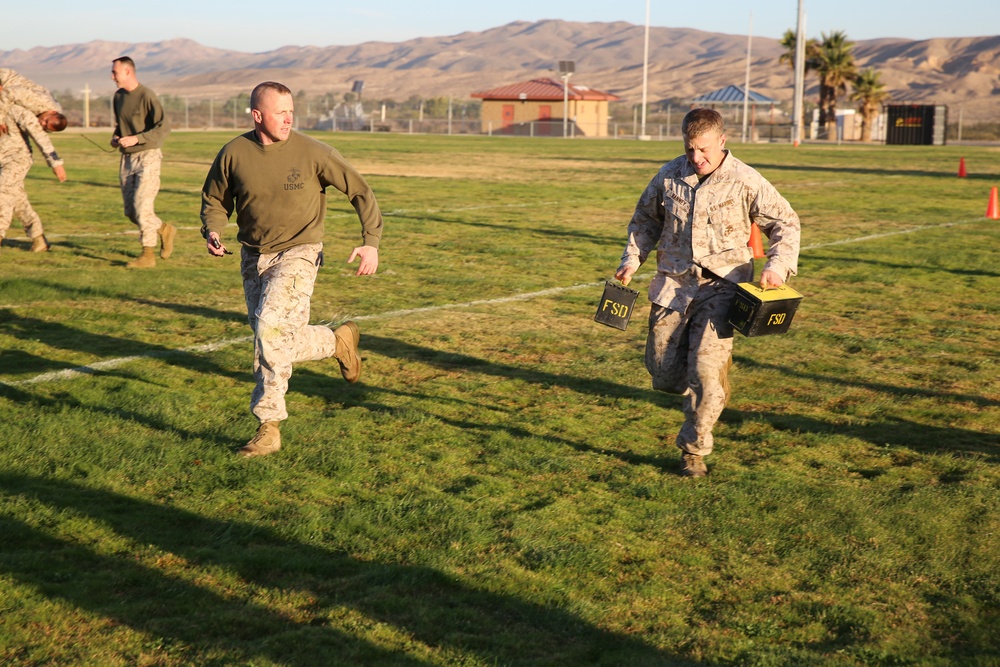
left=4, top=338, right=254, bottom=387
left=1, top=218, right=982, bottom=387
left=2, top=283, right=598, bottom=387
left=800, top=220, right=977, bottom=250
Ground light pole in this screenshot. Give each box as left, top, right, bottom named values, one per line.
left=639, top=0, right=651, bottom=140
left=792, top=0, right=806, bottom=145
left=559, top=60, right=574, bottom=138
left=742, top=11, right=752, bottom=143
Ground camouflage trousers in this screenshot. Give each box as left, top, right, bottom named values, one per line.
left=0, top=155, right=43, bottom=241
left=241, top=243, right=338, bottom=424
left=645, top=279, right=736, bottom=457
left=118, top=149, right=163, bottom=247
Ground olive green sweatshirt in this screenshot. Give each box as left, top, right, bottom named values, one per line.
left=112, top=84, right=169, bottom=154
left=200, top=130, right=383, bottom=254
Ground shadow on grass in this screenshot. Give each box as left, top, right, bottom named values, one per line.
left=361, top=334, right=662, bottom=406
left=0, top=308, right=243, bottom=380
left=735, top=354, right=999, bottom=409
left=732, top=356, right=999, bottom=461
left=0, top=378, right=250, bottom=451
left=42, top=239, right=129, bottom=264
left=746, top=408, right=999, bottom=463
left=32, top=175, right=197, bottom=198
left=0, top=472, right=689, bottom=666
left=7, top=279, right=248, bottom=325
left=294, top=373, right=680, bottom=472
left=332, top=335, right=997, bottom=464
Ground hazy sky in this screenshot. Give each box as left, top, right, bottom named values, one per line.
left=3, top=0, right=997, bottom=52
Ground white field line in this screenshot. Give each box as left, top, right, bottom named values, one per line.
left=2, top=218, right=981, bottom=387
left=799, top=219, right=978, bottom=250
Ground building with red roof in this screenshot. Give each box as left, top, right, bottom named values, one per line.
left=471, top=78, right=620, bottom=137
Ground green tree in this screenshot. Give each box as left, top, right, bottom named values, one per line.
left=778, top=29, right=820, bottom=72
left=850, top=68, right=890, bottom=142
left=815, top=30, right=857, bottom=138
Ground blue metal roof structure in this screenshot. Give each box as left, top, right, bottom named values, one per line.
left=691, top=85, right=780, bottom=105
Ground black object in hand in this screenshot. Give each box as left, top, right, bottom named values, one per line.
left=209, top=236, right=233, bottom=254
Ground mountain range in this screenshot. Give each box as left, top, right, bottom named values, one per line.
left=3, top=20, right=998, bottom=122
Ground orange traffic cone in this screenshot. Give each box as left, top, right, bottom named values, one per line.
left=987, top=187, right=1000, bottom=220
left=958, top=157, right=967, bottom=178
left=748, top=223, right=765, bottom=258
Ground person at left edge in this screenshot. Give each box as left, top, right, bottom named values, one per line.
left=111, top=56, right=175, bottom=268
left=0, top=103, right=67, bottom=253
left=200, top=81, right=383, bottom=458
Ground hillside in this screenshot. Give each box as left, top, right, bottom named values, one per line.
left=2, top=20, right=998, bottom=122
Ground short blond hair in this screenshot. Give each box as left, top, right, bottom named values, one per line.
left=682, top=108, right=725, bottom=138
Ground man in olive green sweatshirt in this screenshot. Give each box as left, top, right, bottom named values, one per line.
left=200, top=81, right=383, bottom=458
left=111, top=56, right=174, bottom=268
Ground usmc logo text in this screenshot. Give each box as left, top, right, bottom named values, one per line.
left=285, top=168, right=303, bottom=190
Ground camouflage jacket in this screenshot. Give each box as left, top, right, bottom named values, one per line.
left=0, top=68, right=62, bottom=117
left=619, top=150, right=800, bottom=312
left=0, top=104, right=62, bottom=168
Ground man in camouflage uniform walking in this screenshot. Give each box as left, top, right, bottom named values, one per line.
left=111, top=57, right=174, bottom=268
left=0, top=103, right=67, bottom=253
left=201, top=81, right=383, bottom=457
left=616, top=108, right=800, bottom=477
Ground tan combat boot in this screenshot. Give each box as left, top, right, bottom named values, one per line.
left=159, top=223, right=177, bottom=259
left=333, top=321, right=361, bottom=383
left=127, top=247, right=157, bottom=269
left=680, top=453, right=708, bottom=478
left=239, top=421, right=281, bottom=457
left=31, top=235, right=50, bottom=252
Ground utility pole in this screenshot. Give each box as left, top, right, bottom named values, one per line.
left=639, top=0, right=651, bottom=140
left=742, top=12, right=753, bottom=143
left=559, top=60, right=575, bottom=138
left=792, top=0, right=806, bottom=146
left=83, top=83, right=91, bottom=129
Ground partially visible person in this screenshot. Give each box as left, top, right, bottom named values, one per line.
left=615, top=108, right=801, bottom=478
left=201, top=81, right=383, bottom=458
left=0, top=103, right=67, bottom=253
left=0, top=69, right=68, bottom=134
left=110, top=56, right=174, bottom=268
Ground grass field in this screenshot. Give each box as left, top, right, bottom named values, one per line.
left=1, top=130, right=998, bottom=666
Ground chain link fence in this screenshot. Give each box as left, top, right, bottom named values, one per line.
left=48, top=88, right=999, bottom=143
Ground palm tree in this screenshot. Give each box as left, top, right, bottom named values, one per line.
left=778, top=29, right=820, bottom=71
left=815, top=31, right=857, bottom=139
left=850, top=68, right=890, bottom=142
